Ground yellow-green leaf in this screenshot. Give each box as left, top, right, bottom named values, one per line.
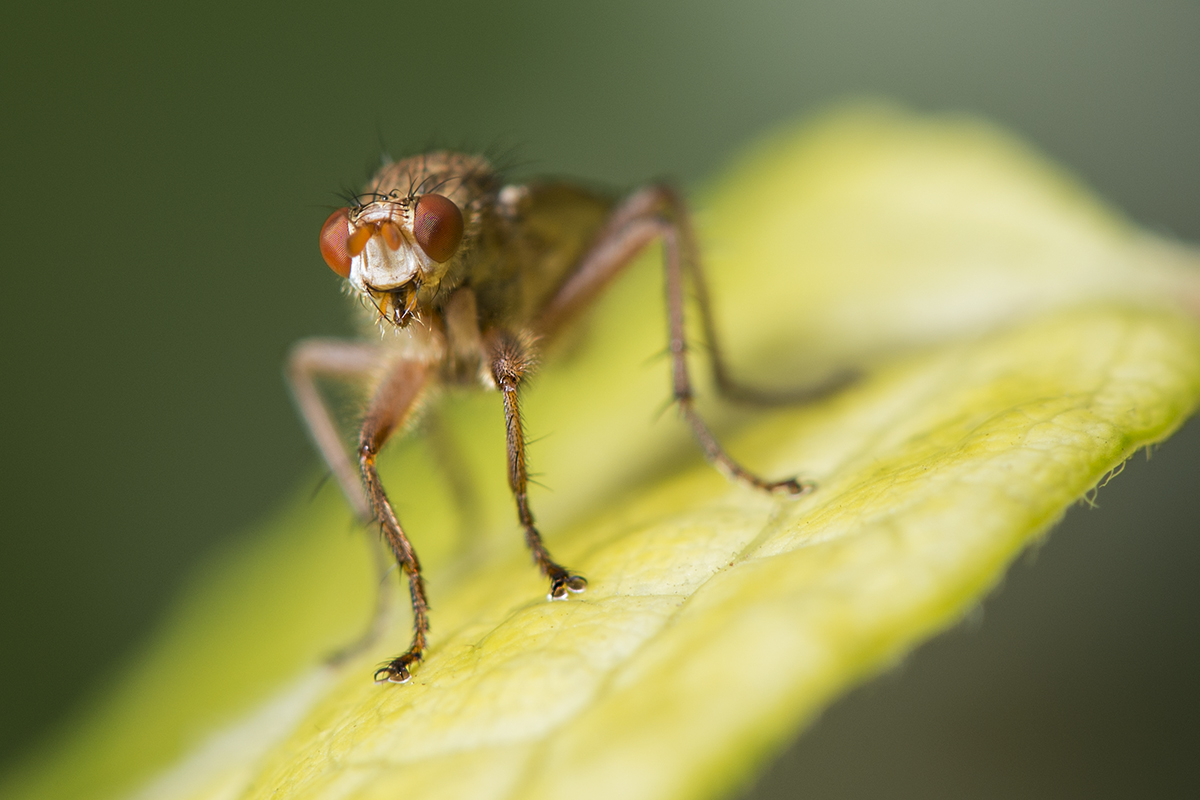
left=6, top=105, right=1200, bottom=800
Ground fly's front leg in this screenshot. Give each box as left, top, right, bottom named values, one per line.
left=488, top=331, right=588, bottom=600
left=355, top=358, right=434, bottom=684
left=288, top=338, right=402, bottom=662
left=286, top=338, right=386, bottom=519
left=537, top=185, right=808, bottom=496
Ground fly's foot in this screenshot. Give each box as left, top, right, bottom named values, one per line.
left=547, top=571, right=588, bottom=601
left=765, top=477, right=814, bottom=497
left=374, top=651, right=422, bottom=684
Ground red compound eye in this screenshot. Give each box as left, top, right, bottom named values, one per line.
left=413, top=194, right=464, bottom=263
left=319, top=208, right=353, bottom=278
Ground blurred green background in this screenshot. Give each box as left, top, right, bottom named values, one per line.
left=1, top=1, right=1197, bottom=797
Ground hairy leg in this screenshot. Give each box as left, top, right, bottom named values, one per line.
left=540, top=185, right=851, bottom=405
left=286, top=337, right=386, bottom=519
left=287, top=338, right=407, bottom=663
left=355, top=358, right=435, bottom=683
left=536, top=186, right=808, bottom=495
left=487, top=330, right=588, bottom=599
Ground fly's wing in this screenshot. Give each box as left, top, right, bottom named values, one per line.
left=473, top=182, right=615, bottom=331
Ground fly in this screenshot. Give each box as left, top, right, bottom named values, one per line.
left=288, top=151, right=846, bottom=684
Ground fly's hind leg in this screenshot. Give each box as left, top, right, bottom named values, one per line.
left=488, top=330, right=588, bottom=600
left=536, top=185, right=814, bottom=497
left=674, top=202, right=858, bottom=408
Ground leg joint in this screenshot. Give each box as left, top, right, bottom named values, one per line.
left=490, top=348, right=533, bottom=388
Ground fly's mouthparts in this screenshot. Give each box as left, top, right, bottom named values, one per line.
left=372, top=281, right=422, bottom=328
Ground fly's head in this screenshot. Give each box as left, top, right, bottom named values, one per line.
left=318, top=153, right=494, bottom=330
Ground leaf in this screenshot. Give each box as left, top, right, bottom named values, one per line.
left=6, top=105, right=1200, bottom=800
